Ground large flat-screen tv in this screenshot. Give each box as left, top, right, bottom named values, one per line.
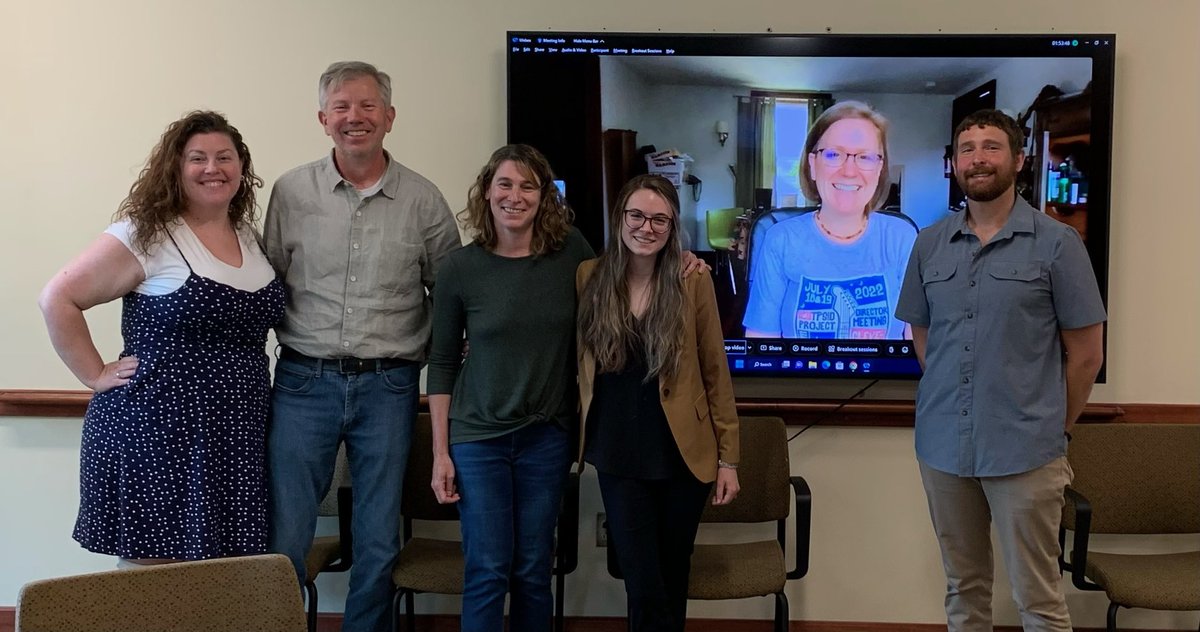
left=508, top=32, right=1114, bottom=380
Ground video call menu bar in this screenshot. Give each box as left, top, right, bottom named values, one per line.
left=724, top=338, right=917, bottom=377
left=510, top=35, right=679, bottom=56
left=508, top=32, right=1114, bottom=58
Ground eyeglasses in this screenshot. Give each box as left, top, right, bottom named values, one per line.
left=624, top=209, right=673, bottom=234
left=813, top=148, right=884, bottom=171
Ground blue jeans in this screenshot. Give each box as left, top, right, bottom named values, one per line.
left=450, top=422, right=571, bottom=632
left=267, top=356, right=419, bottom=632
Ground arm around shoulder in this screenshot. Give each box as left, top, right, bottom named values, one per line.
left=422, top=189, right=463, bottom=290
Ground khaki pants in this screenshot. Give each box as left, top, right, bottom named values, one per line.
left=920, top=456, right=1074, bottom=632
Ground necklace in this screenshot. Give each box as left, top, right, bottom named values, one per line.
left=815, top=209, right=867, bottom=241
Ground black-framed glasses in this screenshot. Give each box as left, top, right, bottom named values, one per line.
left=813, top=148, right=884, bottom=171
left=623, top=209, right=673, bottom=234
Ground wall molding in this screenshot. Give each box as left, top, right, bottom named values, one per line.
left=314, top=612, right=1200, bottom=632
left=1, top=389, right=1195, bottom=425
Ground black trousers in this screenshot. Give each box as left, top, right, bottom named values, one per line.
left=598, top=471, right=712, bottom=632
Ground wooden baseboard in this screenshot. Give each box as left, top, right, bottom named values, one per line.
left=4, top=608, right=1192, bottom=632
left=322, top=611, right=1195, bottom=632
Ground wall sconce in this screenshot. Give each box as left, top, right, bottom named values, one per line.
left=715, top=120, right=730, bottom=147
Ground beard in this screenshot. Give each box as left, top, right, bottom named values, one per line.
left=957, top=165, right=1016, bottom=203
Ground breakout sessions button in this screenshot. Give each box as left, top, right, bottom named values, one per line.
left=824, top=343, right=883, bottom=356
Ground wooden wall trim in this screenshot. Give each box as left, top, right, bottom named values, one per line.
left=1, top=389, right=1195, bottom=425
left=0, top=390, right=91, bottom=418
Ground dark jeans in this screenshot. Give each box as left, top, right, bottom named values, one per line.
left=599, top=471, right=712, bottom=632
left=266, top=356, right=419, bottom=632
left=451, top=422, right=571, bottom=632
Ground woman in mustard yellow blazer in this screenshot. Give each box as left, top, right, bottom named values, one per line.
left=577, top=174, right=739, bottom=632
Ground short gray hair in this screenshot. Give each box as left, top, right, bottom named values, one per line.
left=318, top=61, right=393, bottom=110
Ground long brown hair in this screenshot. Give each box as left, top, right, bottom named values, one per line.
left=458, top=144, right=572, bottom=256
left=115, top=111, right=263, bottom=255
left=578, top=175, right=684, bottom=380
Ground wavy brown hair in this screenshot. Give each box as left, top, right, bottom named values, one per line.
left=799, top=100, right=891, bottom=213
left=458, top=144, right=572, bottom=256
left=115, top=111, right=263, bottom=255
left=578, top=175, right=684, bottom=380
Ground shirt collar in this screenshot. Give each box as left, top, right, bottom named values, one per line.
left=949, top=194, right=1037, bottom=243
left=318, top=150, right=397, bottom=199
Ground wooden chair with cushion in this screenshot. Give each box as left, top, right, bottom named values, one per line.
left=606, top=415, right=811, bottom=632
left=303, top=444, right=353, bottom=632
left=1058, top=423, right=1200, bottom=632
left=390, top=413, right=580, bottom=632
left=16, top=553, right=306, bottom=632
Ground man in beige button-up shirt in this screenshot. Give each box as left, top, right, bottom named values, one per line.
left=263, top=61, right=460, bottom=632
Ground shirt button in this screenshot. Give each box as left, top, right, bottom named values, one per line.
left=932, top=271, right=939, bottom=277
left=964, top=344, right=971, bottom=352
left=342, top=341, right=350, bottom=348
left=969, top=280, right=976, bottom=287
left=356, top=211, right=362, bottom=217
left=961, top=409, right=969, bottom=416
left=346, top=307, right=354, bottom=314
left=350, top=276, right=357, bottom=282
left=962, top=376, right=970, bottom=384
left=352, top=243, right=360, bottom=250
left=967, top=312, right=974, bottom=319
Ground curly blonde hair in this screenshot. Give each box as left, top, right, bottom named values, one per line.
left=115, top=111, right=263, bottom=255
left=458, top=144, right=572, bottom=256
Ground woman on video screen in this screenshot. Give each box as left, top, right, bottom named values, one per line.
left=743, top=101, right=916, bottom=340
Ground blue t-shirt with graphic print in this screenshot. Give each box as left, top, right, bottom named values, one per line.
left=743, top=211, right=917, bottom=339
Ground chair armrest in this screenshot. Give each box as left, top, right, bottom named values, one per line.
left=786, top=475, right=812, bottom=580
left=325, top=485, right=354, bottom=573
left=1062, top=486, right=1101, bottom=591
left=555, top=471, right=581, bottom=575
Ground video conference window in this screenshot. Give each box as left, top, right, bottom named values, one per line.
left=509, top=34, right=1113, bottom=379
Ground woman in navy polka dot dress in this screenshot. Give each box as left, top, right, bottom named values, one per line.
left=39, top=111, right=284, bottom=564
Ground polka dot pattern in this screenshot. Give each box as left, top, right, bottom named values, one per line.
left=74, top=265, right=285, bottom=561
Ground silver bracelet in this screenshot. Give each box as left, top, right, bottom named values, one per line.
left=717, top=459, right=738, bottom=470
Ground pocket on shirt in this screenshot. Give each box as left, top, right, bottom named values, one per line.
left=988, top=261, right=1042, bottom=282
left=377, top=243, right=423, bottom=296
left=920, top=260, right=959, bottom=317
left=986, top=260, right=1050, bottom=310
left=921, top=261, right=958, bottom=285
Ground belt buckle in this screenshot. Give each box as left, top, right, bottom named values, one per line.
left=351, top=358, right=371, bottom=373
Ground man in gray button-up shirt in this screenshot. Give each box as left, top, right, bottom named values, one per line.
left=896, top=109, right=1105, bottom=632
left=263, top=61, right=461, bottom=632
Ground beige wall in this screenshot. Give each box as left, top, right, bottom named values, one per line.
left=2, top=0, right=1198, bottom=627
